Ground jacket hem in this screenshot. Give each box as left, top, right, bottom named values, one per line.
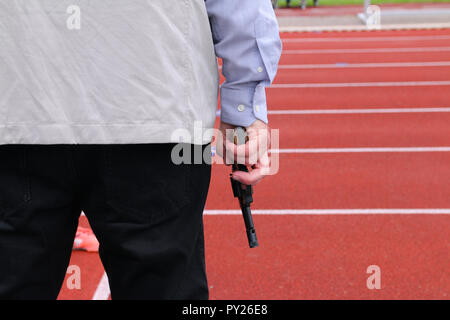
left=0, top=123, right=214, bottom=145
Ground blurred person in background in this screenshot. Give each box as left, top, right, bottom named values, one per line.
left=0, top=0, right=281, bottom=299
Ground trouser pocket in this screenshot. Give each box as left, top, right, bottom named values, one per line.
left=0, top=146, right=31, bottom=228
left=104, top=144, right=191, bottom=225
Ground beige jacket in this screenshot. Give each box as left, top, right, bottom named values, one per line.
left=0, top=0, right=219, bottom=144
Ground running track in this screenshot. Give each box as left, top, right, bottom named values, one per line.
left=59, top=29, right=450, bottom=300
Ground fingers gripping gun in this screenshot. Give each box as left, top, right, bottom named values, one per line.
left=230, top=127, right=259, bottom=248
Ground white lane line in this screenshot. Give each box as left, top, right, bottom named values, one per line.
left=278, top=61, right=450, bottom=69
left=279, top=23, right=450, bottom=33
left=204, top=209, right=450, bottom=215
left=270, top=81, right=450, bottom=88
left=271, top=147, right=450, bottom=153
left=283, top=47, right=450, bottom=54
left=92, top=272, right=110, bottom=300
left=282, top=35, right=450, bottom=43
left=268, top=107, right=450, bottom=115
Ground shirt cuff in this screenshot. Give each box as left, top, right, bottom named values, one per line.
left=220, top=84, right=268, bottom=127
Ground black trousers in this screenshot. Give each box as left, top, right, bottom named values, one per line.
left=0, top=144, right=211, bottom=299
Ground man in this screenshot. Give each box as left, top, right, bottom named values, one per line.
left=0, top=0, right=281, bottom=299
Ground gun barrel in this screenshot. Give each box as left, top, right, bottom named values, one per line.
left=241, top=205, right=259, bottom=248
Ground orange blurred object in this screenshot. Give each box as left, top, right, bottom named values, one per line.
left=73, top=226, right=99, bottom=253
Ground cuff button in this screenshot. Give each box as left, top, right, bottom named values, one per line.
left=237, top=104, right=245, bottom=112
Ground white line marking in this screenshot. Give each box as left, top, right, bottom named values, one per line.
left=279, top=23, right=450, bottom=33
left=92, top=272, right=110, bottom=300
left=282, top=35, right=450, bottom=43
left=271, top=147, right=450, bottom=153
left=270, top=81, right=450, bottom=88
left=204, top=209, right=450, bottom=215
left=283, top=47, right=450, bottom=54
left=278, top=61, right=450, bottom=69
left=268, top=107, right=450, bottom=115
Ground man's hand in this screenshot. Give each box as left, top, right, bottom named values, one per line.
left=217, top=120, right=271, bottom=186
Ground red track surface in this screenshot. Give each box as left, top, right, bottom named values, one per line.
left=267, top=86, right=450, bottom=109
left=280, top=52, right=450, bottom=64
left=270, top=113, right=450, bottom=148
left=272, top=67, right=450, bottom=83
left=204, top=215, right=448, bottom=299
left=58, top=28, right=450, bottom=300
left=207, top=152, right=450, bottom=209
left=221, top=67, right=450, bottom=84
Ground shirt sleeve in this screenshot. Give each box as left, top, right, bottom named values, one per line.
left=205, top=0, right=282, bottom=127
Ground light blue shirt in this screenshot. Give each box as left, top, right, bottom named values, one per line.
left=205, top=0, right=282, bottom=127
